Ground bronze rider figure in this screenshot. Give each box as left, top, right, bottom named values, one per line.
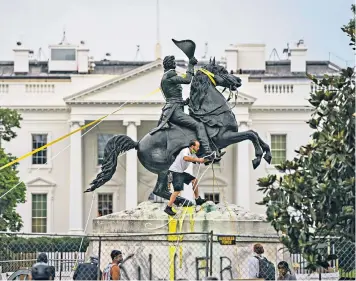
left=150, top=55, right=219, bottom=163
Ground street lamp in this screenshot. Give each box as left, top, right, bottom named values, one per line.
left=0, top=121, right=5, bottom=149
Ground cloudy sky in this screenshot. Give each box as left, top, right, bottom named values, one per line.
left=0, top=0, right=354, bottom=67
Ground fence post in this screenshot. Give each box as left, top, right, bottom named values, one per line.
left=59, top=251, right=63, bottom=280
left=209, top=231, right=213, bottom=276
left=97, top=236, right=102, bottom=280
left=149, top=254, right=152, bottom=280
left=205, top=232, right=209, bottom=277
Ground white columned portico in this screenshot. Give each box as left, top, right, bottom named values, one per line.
left=69, top=120, right=84, bottom=234
left=235, top=121, right=251, bottom=210
left=123, top=120, right=140, bottom=210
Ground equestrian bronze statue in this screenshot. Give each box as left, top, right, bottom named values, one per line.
left=85, top=39, right=272, bottom=207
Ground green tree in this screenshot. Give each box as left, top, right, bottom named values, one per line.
left=0, top=108, right=26, bottom=231
left=256, top=5, right=355, bottom=271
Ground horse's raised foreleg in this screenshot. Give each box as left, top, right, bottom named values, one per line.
left=220, top=130, right=263, bottom=169
left=153, top=172, right=194, bottom=207
left=249, top=130, right=272, bottom=164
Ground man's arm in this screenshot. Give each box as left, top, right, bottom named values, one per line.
left=166, top=58, right=197, bottom=85
left=111, top=265, right=120, bottom=280
left=183, top=155, right=205, bottom=163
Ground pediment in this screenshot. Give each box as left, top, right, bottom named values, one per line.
left=65, top=60, right=188, bottom=104
left=26, top=177, right=56, bottom=187
left=233, top=91, right=257, bottom=104
left=64, top=60, right=162, bottom=102
left=65, top=59, right=256, bottom=105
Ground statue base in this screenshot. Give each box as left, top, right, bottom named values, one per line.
left=87, top=201, right=290, bottom=280
left=92, top=201, right=275, bottom=235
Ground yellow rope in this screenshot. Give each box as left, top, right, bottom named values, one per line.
left=0, top=87, right=161, bottom=171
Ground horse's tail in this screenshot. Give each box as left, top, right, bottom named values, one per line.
left=89, top=135, right=138, bottom=191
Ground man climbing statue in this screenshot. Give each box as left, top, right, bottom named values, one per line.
left=150, top=39, right=219, bottom=162
left=164, top=140, right=208, bottom=216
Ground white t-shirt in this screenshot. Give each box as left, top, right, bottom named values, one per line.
left=169, top=147, right=195, bottom=173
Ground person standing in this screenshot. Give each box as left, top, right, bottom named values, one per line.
left=277, top=261, right=297, bottom=280
left=164, top=140, right=207, bottom=216
left=102, top=250, right=123, bottom=280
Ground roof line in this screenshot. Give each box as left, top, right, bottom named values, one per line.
left=64, top=59, right=163, bottom=101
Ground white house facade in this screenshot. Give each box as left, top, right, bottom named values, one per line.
left=0, top=40, right=340, bottom=234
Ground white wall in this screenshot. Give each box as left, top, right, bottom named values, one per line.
left=3, top=111, right=70, bottom=233
left=248, top=110, right=313, bottom=214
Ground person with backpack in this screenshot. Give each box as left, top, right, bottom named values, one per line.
left=102, top=250, right=123, bottom=280
left=247, top=243, right=276, bottom=280
left=73, top=255, right=102, bottom=280
left=29, top=253, right=55, bottom=280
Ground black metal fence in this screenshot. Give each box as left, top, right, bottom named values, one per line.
left=0, top=232, right=354, bottom=280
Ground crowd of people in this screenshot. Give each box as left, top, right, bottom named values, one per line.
left=28, top=244, right=299, bottom=280
left=29, top=250, right=125, bottom=280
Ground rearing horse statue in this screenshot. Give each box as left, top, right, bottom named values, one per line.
left=85, top=42, right=272, bottom=207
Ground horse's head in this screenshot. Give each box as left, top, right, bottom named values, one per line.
left=199, top=57, right=242, bottom=91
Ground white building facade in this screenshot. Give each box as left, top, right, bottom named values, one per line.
left=0, top=40, right=340, bottom=234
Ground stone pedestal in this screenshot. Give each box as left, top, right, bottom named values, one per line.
left=89, top=201, right=283, bottom=280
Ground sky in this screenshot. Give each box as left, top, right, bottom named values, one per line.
left=0, top=0, right=354, bottom=67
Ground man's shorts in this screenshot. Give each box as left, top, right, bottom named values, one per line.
left=169, top=171, right=196, bottom=192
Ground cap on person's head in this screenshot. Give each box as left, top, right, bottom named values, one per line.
left=111, top=250, right=122, bottom=260
left=253, top=243, right=264, bottom=255
left=37, top=252, right=48, bottom=263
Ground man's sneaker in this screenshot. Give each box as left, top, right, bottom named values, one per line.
left=195, top=196, right=207, bottom=206
left=164, top=206, right=176, bottom=216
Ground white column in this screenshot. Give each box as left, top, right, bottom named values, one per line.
left=69, top=121, right=84, bottom=234
left=235, top=121, right=251, bottom=210
left=123, top=120, right=140, bottom=210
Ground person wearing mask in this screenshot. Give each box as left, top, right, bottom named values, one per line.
left=277, top=261, right=297, bottom=280
left=102, top=250, right=123, bottom=280
left=164, top=140, right=207, bottom=216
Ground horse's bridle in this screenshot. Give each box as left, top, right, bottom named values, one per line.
left=192, top=68, right=238, bottom=115
left=198, top=68, right=216, bottom=86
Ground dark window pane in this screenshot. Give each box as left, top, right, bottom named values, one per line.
left=51, top=49, right=76, bottom=61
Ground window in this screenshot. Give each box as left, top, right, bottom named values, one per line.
left=32, top=194, right=47, bottom=233
left=97, top=134, right=114, bottom=165
left=271, top=134, right=287, bottom=165
left=32, top=134, right=48, bottom=165
left=98, top=193, right=113, bottom=216
left=204, top=193, right=220, bottom=204
left=51, top=49, right=76, bottom=61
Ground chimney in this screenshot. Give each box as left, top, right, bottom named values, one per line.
left=289, top=39, right=307, bottom=72
left=77, top=41, right=89, bottom=73
left=13, top=42, right=30, bottom=74
left=225, top=45, right=238, bottom=73
left=235, top=44, right=266, bottom=71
